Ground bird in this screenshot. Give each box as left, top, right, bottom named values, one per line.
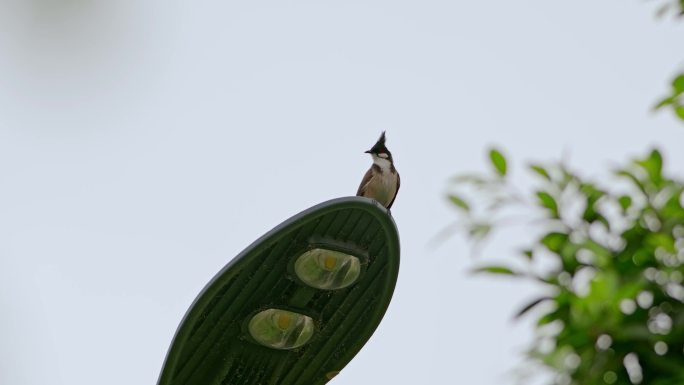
left=356, top=131, right=400, bottom=210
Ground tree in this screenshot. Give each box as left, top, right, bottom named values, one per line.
left=446, top=4, right=683, bottom=383
left=448, top=149, right=684, bottom=385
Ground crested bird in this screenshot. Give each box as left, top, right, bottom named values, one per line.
left=356, top=131, right=400, bottom=210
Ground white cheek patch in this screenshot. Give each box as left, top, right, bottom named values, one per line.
left=372, top=155, right=392, bottom=170
left=378, top=153, right=389, bottom=159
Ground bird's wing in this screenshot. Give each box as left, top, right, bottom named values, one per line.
left=386, top=172, right=400, bottom=209
left=356, top=167, right=374, bottom=196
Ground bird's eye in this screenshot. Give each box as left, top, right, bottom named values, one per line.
left=378, top=153, right=388, bottom=159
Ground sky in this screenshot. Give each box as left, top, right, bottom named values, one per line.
left=1, top=1, right=684, bottom=384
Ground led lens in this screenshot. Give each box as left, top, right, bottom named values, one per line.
left=294, top=248, right=361, bottom=290
left=248, top=309, right=314, bottom=349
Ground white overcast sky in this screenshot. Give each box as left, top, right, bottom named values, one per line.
left=1, top=1, right=684, bottom=384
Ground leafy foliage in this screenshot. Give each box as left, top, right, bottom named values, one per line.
left=449, top=149, right=684, bottom=385
left=656, top=74, right=684, bottom=122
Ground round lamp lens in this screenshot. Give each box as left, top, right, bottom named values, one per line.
left=294, top=248, right=361, bottom=290
left=248, top=309, right=314, bottom=349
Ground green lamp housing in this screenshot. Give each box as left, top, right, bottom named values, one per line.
left=157, top=197, right=400, bottom=385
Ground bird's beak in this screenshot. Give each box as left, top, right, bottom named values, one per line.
left=364, top=150, right=372, bottom=154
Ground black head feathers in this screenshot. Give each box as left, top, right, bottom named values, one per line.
left=366, top=131, right=390, bottom=155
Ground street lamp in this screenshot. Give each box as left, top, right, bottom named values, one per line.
left=157, top=197, right=401, bottom=385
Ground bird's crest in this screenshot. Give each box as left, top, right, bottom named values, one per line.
left=368, top=131, right=388, bottom=154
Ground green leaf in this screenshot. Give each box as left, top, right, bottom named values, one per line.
left=654, top=96, right=676, bottom=109
left=529, top=164, right=551, bottom=180
left=672, top=74, right=684, bottom=94
left=448, top=195, right=470, bottom=211
left=646, top=232, right=675, bottom=253
left=537, top=309, right=561, bottom=326
left=489, top=148, right=507, bottom=176
left=662, top=186, right=684, bottom=216
left=648, top=149, right=664, bottom=182
left=468, top=223, right=492, bottom=241
left=675, top=105, right=684, bottom=120
left=631, top=249, right=652, bottom=266
left=618, top=195, right=632, bottom=211
left=472, top=265, right=518, bottom=275
left=541, top=232, right=568, bottom=254
left=536, top=191, right=559, bottom=217
left=579, top=183, right=606, bottom=225
left=635, top=149, right=663, bottom=186
left=579, top=183, right=605, bottom=201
